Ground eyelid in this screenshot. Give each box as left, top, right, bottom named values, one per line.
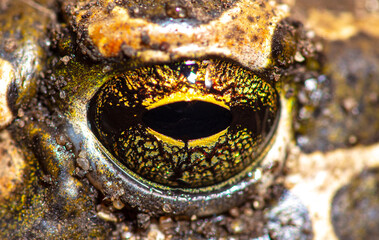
left=50, top=56, right=289, bottom=216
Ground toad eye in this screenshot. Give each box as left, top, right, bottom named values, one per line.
left=88, top=59, right=280, bottom=188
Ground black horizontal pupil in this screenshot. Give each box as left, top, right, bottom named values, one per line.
left=142, top=101, right=232, bottom=141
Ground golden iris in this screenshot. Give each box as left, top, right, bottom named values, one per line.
left=88, top=59, right=280, bottom=188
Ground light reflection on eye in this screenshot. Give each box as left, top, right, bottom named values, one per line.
left=88, top=59, right=280, bottom=189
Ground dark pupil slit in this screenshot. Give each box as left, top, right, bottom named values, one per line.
left=142, top=101, right=232, bottom=141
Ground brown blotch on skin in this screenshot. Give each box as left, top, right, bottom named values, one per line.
left=62, top=0, right=289, bottom=70
left=247, top=15, right=255, bottom=23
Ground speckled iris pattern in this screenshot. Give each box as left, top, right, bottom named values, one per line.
left=89, top=59, right=280, bottom=188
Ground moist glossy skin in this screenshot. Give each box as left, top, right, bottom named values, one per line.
left=36, top=0, right=304, bottom=218
left=0, top=0, right=378, bottom=239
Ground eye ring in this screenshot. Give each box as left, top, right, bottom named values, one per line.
left=69, top=59, right=291, bottom=216
left=56, top=58, right=292, bottom=216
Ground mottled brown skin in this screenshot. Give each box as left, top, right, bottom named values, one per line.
left=0, top=0, right=304, bottom=238
left=0, top=0, right=378, bottom=239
